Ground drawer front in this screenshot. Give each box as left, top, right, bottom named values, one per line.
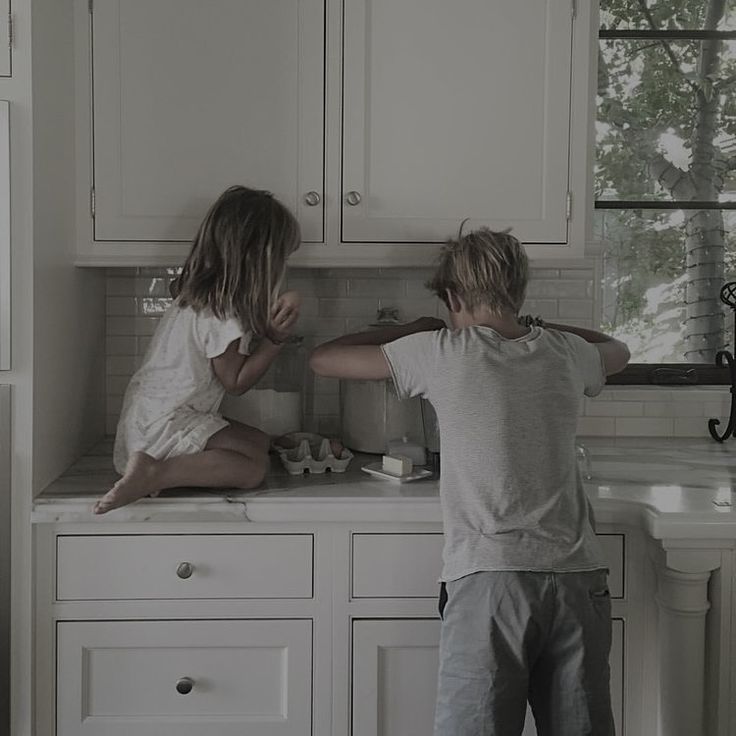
left=597, top=533, right=625, bottom=599
left=352, top=533, right=444, bottom=598
left=57, top=619, right=312, bottom=736
left=57, top=534, right=313, bottom=600
left=352, top=532, right=625, bottom=599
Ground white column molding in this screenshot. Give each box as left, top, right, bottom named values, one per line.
left=649, top=543, right=721, bottom=736
left=662, top=547, right=722, bottom=575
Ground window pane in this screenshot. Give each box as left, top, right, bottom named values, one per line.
left=598, top=209, right=736, bottom=363
left=601, top=1, right=736, bottom=32
left=596, top=39, right=736, bottom=202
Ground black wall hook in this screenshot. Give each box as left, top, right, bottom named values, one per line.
left=709, top=350, right=736, bottom=442
left=708, top=282, right=736, bottom=442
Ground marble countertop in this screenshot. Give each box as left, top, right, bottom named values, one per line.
left=32, top=437, right=736, bottom=539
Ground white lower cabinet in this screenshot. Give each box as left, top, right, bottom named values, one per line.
left=38, top=524, right=637, bottom=736
left=351, top=618, right=624, bottom=736
left=56, top=619, right=312, bottom=736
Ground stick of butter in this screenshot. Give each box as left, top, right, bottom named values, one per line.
left=382, top=454, right=413, bottom=476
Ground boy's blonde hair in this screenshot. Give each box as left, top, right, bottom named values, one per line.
left=426, top=226, right=528, bottom=315
left=171, top=186, right=301, bottom=340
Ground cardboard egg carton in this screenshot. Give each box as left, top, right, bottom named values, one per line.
left=272, top=432, right=353, bottom=475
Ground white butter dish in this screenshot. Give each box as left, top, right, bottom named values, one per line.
left=362, top=462, right=432, bottom=483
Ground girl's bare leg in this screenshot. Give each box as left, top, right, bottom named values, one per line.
left=94, top=422, right=270, bottom=515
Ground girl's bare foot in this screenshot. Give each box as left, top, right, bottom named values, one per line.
left=93, top=452, right=161, bottom=515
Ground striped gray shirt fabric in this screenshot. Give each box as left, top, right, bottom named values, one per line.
left=382, top=326, right=607, bottom=582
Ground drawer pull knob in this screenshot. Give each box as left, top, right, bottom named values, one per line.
left=176, top=677, right=194, bottom=695
left=176, top=562, right=194, bottom=579
left=303, top=190, right=321, bottom=206
left=345, top=190, right=362, bottom=206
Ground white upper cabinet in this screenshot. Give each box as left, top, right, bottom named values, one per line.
left=75, top=0, right=594, bottom=265
left=89, top=0, right=325, bottom=244
left=342, top=0, right=578, bottom=245
left=0, top=102, right=8, bottom=369
left=0, top=1, right=10, bottom=77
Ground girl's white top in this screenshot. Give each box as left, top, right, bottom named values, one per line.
left=113, top=304, right=252, bottom=473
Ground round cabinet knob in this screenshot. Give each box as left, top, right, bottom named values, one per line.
left=176, top=562, right=194, bottom=579
left=176, top=677, right=194, bottom=695
left=345, top=190, right=362, bottom=206
left=303, top=190, right=321, bottom=206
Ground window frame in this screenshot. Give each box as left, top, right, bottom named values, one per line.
left=595, top=21, right=736, bottom=386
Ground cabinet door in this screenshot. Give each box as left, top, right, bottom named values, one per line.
left=0, top=386, right=8, bottom=735
left=351, top=619, right=536, bottom=736
left=57, top=619, right=312, bottom=736
left=91, top=0, right=324, bottom=243
left=0, top=1, right=10, bottom=78
left=352, top=619, right=440, bottom=736
left=352, top=617, right=624, bottom=736
left=0, top=102, right=8, bottom=370
left=342, top=0, right=574, bottom=244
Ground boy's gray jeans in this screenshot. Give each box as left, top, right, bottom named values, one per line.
left=434, top=569, right=615, bottom=736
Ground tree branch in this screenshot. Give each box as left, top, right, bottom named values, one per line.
left=715, top=73, right=736, bottom=92
left=648, top=153, right=698, bottom=200
left=636, top=0, right=697, bottom=92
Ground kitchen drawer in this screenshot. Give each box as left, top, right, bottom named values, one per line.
left=56, top=534, right=313, bottom=601
left=598, top=533, right=625, bottom=599
left=57, top=619, right=312, bottom=736
left=352, top=532, right=625, bottom=599
left=352, top=533, right=444, bottom=598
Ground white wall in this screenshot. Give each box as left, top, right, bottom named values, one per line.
left=0, top=0, right=36, bottom=730
left=32, top=0, right=105, bottom=494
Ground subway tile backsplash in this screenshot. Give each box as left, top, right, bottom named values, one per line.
left=105, top=266, right=728, bottom=438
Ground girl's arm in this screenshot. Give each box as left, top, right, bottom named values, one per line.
left=212, top=291, right=300, bottom=394
left=212, top=337, right=284, bottom=395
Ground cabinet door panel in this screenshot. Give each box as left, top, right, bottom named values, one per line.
left=0, top=0, right=9, bottom=77
left=0, top=102, right=8, bottom=370
left=353, top=617, right=624, bottom=736
left=0, top=386, right=8, bottom=735
left=57, top=619, right=312, bottom=736
left=342, top=0, right=573, bottom=244
left=92, top=0, right=324, bottom=242
left=352, top=619, right=440, bottom=736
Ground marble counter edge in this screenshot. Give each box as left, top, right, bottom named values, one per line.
left=30, top=492, right=736, bottom=540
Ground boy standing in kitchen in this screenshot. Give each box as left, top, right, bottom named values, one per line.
left=309, top=227, right=630, bottom=736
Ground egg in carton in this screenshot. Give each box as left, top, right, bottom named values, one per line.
left=272, top=432, right=353, bottom=475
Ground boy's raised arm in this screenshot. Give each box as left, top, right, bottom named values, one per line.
left=309, top=317, right=444, bottom=380
left=544, top=321, right=631, bottom=376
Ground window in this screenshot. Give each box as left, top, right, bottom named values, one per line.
left=596, top=0, right=736, bottom=384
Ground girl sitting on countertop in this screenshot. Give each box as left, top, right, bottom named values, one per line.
left=94, top=186, right=301, bottom=515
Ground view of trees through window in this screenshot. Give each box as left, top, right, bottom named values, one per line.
left=597, top=0, right=736, bottom=368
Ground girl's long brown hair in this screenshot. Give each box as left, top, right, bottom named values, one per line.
left=171, top=186, right=301, bottom=339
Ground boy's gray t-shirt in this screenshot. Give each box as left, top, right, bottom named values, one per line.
left=381, top=326, right=607, bottom=582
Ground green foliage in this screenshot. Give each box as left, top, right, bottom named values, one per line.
left=600, top=0, right=721, bottom=31
left=596, top=0, right=736, bottom=361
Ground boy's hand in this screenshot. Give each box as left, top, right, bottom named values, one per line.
left=412, top=317, right=445, bottom=332
left=269, top=290, right=301, bottom=344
